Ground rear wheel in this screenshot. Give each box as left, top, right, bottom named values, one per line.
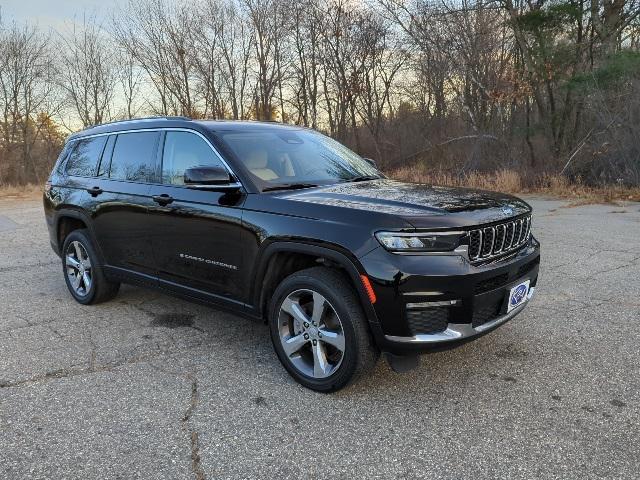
left=269, top=267, right=378, bottom=392
left=62, top=229, right=120, bottom=305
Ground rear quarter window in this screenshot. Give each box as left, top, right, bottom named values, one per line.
left=54, top=141, right=75, bottom=175
left=65, top=136, right=108, bottom=177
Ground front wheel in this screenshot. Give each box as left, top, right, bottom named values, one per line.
left=269, top=267, right=379, bottom=392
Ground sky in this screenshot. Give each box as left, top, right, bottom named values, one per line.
left=1, top=0, right=116, bottom=31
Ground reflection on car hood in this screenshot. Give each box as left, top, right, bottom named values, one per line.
left=283, top=179, right=531, bottom=228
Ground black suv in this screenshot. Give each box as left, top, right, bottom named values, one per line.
left=44, top=117, right=540, bottom=391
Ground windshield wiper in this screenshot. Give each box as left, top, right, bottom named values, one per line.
left=262, top=183, right=319, bottom=192
left=347, top=175, right=381, bottom=182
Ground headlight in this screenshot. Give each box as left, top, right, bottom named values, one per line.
left=375, top=231, right=463, bottom=253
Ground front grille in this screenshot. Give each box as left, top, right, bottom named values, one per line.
left=406, top=308, right=449, bottom=335
left=472, top=297, right=503, bottom=327
left=467, top=215, right=531, bottom=262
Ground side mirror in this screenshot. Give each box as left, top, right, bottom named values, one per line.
left=363, top=157, right=377, bottom=167
left=184, top=166, right=234, bottom=187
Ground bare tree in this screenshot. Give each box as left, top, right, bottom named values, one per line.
left=290, top=0, right=322, bottom=127
left=1, top=0, right=639, bottom=186
left=116, top=47, right=144, bottom=120
left=58, top=16, right=117, bottom=128
left=355, top=10, right=406, bottom=161
left=0, top=21, right=58, bottom=184
left=112, top=0, right=198, bottom=117
left=243, top=0, right=289, bottom=120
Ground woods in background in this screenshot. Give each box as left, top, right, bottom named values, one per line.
left=1, top=0, right=639, bottom=187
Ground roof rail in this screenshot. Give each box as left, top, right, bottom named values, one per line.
left=86, top=116, right=192, bottom=130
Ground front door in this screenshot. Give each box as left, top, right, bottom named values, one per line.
left=147, top=130, right=246, bottom=302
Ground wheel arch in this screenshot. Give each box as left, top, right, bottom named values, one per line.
left=54, top=209, right=105, bottom=264
left=253, top=241, right=379, bottom=326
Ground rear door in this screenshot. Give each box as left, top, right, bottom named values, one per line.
left=147, top=129, right=246, bottom=301
left=88, top=130, right=160, bottom=279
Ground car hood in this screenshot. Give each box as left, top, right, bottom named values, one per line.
left=282, top=179, right=531, bottom=228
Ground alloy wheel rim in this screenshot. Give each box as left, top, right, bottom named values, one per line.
left=65, top=241, right=92, bottom=296
left=277, top=289, right=346, bottom=379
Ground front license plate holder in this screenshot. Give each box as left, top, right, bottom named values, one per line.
left=506, top=279, right=530, bottom=313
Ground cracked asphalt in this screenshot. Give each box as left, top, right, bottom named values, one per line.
left=1, top=197, right=639, bottom=479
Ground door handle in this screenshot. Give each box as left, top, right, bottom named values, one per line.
left=152, top=194, right=174, bottom=206
left=87, top=186, right=103, bottom=197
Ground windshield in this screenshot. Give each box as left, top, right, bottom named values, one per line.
left=215, top=128, right=380, bottom=191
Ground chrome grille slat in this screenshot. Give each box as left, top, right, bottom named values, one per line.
left=513, top=219, right=522, bottom=246
left=490, top=226, right=496, bottom=253
left=504, top=222, right=514, bottom=249
left=493, top=224, right=506, bottom=254
left=468, top=230, right=481, bottom=259
left=481, top=227, right=494, bottom=257
left=467, top=215, right=531, bottom=262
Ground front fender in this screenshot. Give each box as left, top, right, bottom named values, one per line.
left=252, top=240, right=381, bottom=327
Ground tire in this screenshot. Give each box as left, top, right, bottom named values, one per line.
left=269, top=266, right=379, bottom=392
left=61, top=229, right=120, bottom=305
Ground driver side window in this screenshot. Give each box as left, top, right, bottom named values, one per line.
left=162, top=131, right=226, bottom=185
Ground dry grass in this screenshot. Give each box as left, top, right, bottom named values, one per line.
left=389, top=167, right=640, bottom=205
left=0, top=183, right=43, bottom=201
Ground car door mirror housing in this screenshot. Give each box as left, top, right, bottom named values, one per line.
left=184, top=166, right=233, bottom=185
left=363, top=157, right=376, bottom=167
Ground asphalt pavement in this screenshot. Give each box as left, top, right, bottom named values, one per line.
left=0, top=196, right=638, bottom=479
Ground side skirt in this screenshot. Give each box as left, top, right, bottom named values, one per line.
left=102, top=265, right=260, bottom=321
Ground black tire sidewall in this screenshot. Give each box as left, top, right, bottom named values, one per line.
left=269, top=271, right=362, bottom=392
left=61, top=230, right=99, bottom=305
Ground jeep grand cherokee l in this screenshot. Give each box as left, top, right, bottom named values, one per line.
left=43, top=117, right=540, bottom=392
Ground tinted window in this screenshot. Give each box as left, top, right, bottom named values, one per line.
left=109, top=131, right=158, bottom=182
left=65, top=136, right=107, bottom=177
left=55, top=141, right=76, bottom=174
left=162, top=131, right=226, bottom=185
left=97, top=135, right=116, bottom=177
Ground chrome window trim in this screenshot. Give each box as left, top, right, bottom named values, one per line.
left=68, top=127, right=243, bottom=189
left=62, top=136, right=110, bottom=179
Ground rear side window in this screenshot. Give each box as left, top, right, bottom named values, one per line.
left=162, top=131, right=226, bottom=185
left=108, top=131, right=159, bottom=182
left=65, top=136, right=107, bottom=177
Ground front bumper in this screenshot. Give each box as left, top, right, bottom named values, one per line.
left=384, top=287, right=534, bottom=344
left=359, top=236, right=540, bottom=354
